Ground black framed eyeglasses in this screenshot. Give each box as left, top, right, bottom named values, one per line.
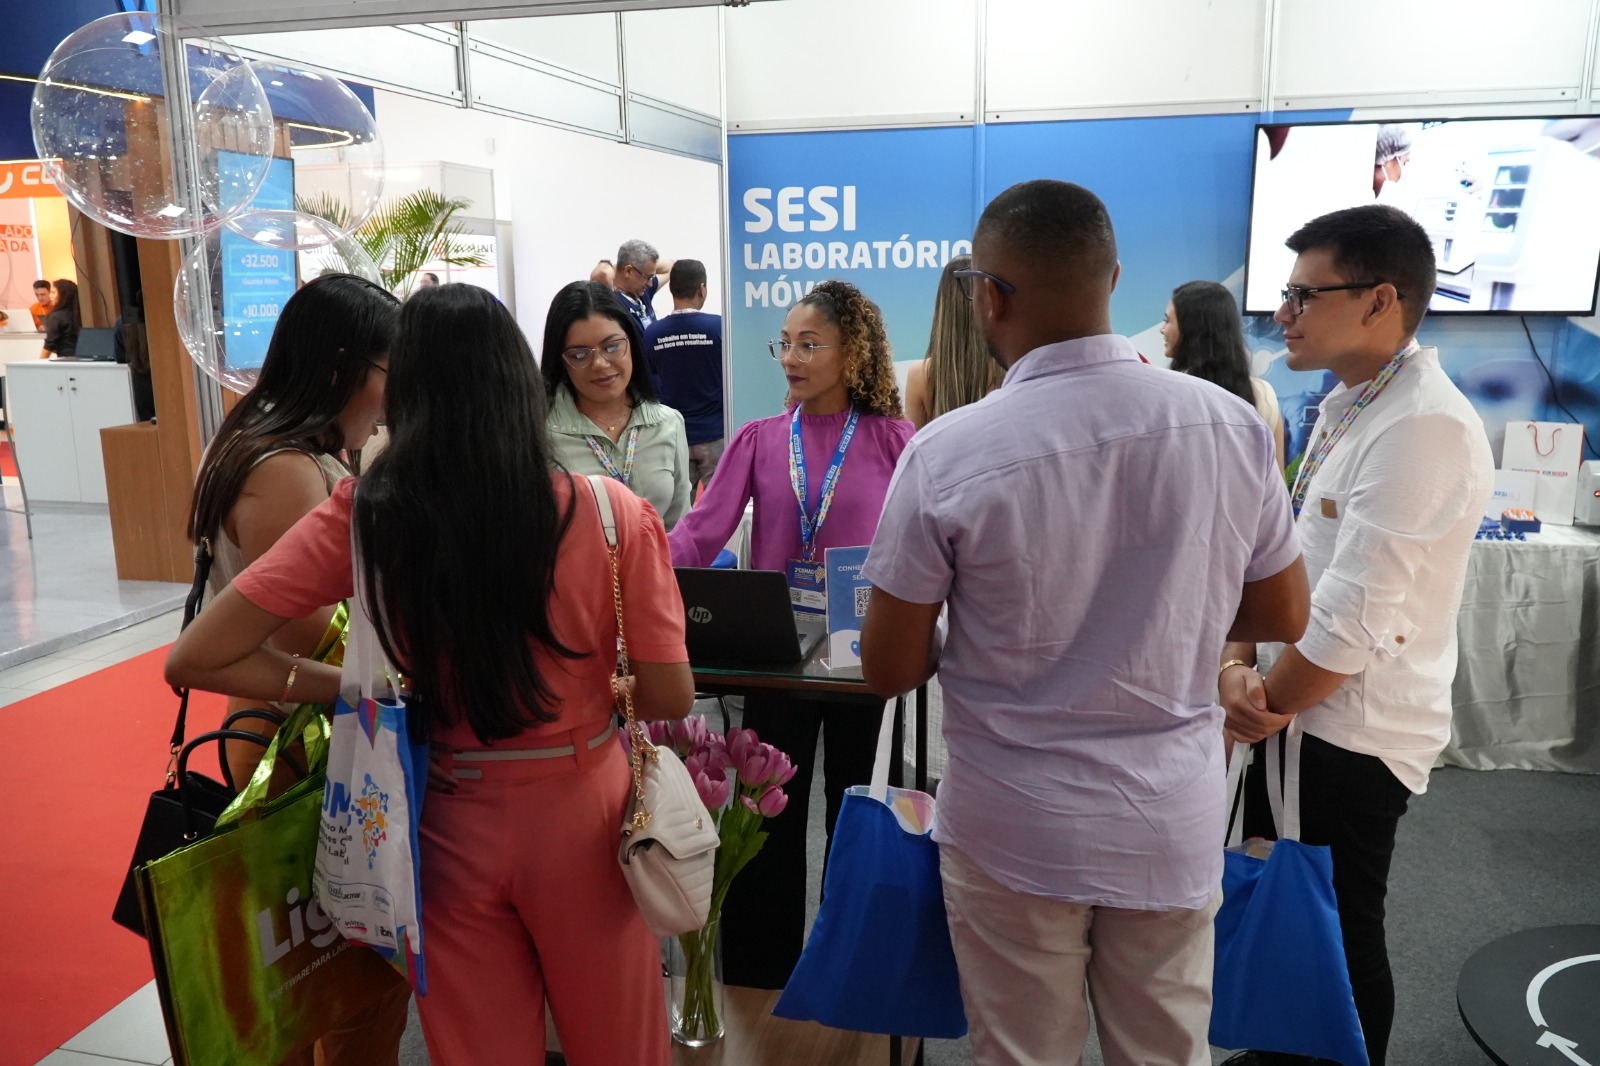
left=952, top=268, right=1017, bottom=300
left=365, top=359, right=388, bottom=375
left=1280, top=282, right=1405, bottom=317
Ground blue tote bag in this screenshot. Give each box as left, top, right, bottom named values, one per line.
left=773, top=700, right=967, bottom=1038
left=1211, top=724, right=1369, bottom=1066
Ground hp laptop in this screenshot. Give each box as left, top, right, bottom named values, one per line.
left=675, top=568, right=827, bottom=665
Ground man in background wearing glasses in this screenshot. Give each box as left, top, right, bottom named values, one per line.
left=611, top=238, right=675, bottom=334
left=1218, top=204, right=1493, bottom=1066
left=859, top=179, right=1310, bottom=1066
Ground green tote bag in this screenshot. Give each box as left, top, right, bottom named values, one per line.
left=136, top=702, right=397, bottom=1066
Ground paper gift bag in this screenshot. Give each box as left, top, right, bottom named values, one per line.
left=1502, top=420, right=1585, bottom=525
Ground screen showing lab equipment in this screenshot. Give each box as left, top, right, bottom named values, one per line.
left=1243, top=117, right=1600, bottom=316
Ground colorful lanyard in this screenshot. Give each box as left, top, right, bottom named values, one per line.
left=586, top=427, right=640, bottom=486
left=1290, top=342, right=1417, bottom=518
left=789, top=406, right=860, bottom=561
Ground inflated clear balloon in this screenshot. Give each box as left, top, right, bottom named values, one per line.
left=174, top=214, right=381, bottom=393
left=30, top=12, right=274, bottom=239
left=248, top=61, right=385, bottom=238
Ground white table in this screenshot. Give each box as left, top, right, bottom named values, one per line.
left=1443, top=525, right=1600, bottom=774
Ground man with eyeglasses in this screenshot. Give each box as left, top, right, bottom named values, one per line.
left=858, top=179, right=1310, bottom=1066
left=1217, top=205, right=1492, bottom=1066
left=610, top=239, right=674, bottom=334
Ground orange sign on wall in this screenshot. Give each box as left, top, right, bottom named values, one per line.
left=0, top=161, right=63, bottom=200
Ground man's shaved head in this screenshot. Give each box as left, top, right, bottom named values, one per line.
left=973, top=179, right=1118, bottom=285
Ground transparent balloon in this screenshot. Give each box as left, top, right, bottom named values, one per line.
left=244, top=60, right=385, bottom=241
left=31, top=12, right=275, bottom=239
left=174, top=213, right=381, bottom=394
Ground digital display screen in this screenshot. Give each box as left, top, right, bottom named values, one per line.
left=1244, top=118, right=1600, bottom=316
left=217, top=151, right=296, bottom=370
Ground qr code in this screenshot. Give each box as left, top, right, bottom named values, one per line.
left=854, top=585, right=873, bottom=617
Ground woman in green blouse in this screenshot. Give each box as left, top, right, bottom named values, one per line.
left=540, top=281, right=692, bottom=528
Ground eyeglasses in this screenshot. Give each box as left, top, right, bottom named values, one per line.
left=562, top=338, right=629, bottom=368
left=769, top=340, right=832, bottom=362
left=952, top=268, right=1017, bottom=300
left=366, top=359, right=388, bottom=375
left=1279, top=282, right=1405, bottom=317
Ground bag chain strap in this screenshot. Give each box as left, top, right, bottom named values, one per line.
left=605, top=513, right=656, bottom=834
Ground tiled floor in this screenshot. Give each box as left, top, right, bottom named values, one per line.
left=38, top=983, right=173, bottom=1066
left=0, top=611, right=181, bottom=705
left=0, top=483, right=187, bottom=673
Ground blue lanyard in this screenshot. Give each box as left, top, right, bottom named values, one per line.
left=789, top=407, right=860, bottom=561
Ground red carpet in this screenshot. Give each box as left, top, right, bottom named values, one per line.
left=0, top=441, right=16, bottom=478
left=0, top=647, right=224, bottom=1066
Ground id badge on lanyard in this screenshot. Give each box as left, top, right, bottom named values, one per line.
left=786, top=558, right=827, bottom=617
left=788, top=407, right=860, bottom=620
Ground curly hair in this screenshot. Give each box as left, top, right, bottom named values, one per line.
left=795, top=280, right=903, bottom=418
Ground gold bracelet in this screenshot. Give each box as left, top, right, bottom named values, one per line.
left=281, top=655, right=301, bottom=704
left=1218, top=658, right=1251, bottom=680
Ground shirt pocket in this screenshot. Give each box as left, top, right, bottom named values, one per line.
left=1301, top=489, right=1348, bottom=561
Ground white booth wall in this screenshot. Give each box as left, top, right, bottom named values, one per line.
left=369, top=88, right=724, bottom=350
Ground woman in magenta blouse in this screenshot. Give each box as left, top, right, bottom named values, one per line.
left=669, top=279, right=913, bottom=988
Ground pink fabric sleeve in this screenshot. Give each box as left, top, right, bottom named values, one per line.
left=667, top=418, right=761, bottom=567
left=232, top=478, right=357, bottom=617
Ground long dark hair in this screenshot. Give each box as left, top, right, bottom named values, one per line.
left=1168, top=280, right=1255, bottom=407
left=50, top=279, right=81, bottom=331
left=189, top=274, right=398, bottom=545
left=357, top=284, right=579, bottom=743
left=539, top=281, right=658, bottom=404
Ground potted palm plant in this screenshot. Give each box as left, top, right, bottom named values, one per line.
left=300, top=189, right=491, bottom=297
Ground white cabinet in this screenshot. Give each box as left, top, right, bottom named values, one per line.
left=7, top=362, right=134, bottom=504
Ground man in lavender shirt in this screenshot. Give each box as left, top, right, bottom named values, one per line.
left=860, top=180, right=1310, bottom=1066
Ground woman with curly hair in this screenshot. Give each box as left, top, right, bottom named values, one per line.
left=669, top=278, right=913, bottom=989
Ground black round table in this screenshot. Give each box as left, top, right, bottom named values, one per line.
left=1457, top=925, right=1600, bottom=1065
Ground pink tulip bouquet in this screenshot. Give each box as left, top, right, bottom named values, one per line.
left=645, top=717, right=796, bottom=1044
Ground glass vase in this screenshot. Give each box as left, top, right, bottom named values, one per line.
left=664, top=917, right=725, bottom=1046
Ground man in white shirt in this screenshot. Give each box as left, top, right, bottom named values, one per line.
left=1219, top=204, right=1493, bottom=1066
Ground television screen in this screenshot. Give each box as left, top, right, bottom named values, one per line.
left=217, top=150, right=297, bottom=372
left=1243, top=117, right=1600, bottom=316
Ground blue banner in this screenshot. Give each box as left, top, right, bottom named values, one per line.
left=729, top=109, right=1600, bottom=466
left=727, top=126, right=979, bottom=425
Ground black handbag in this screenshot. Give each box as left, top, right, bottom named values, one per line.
left=112, top=541, right=302, bottom=937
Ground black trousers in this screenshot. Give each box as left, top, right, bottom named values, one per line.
left=719, top=690, right=886, bottom=989
left=1242, top=731, right=1413, bottom=1066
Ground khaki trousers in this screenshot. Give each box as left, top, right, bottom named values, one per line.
left=940, top=844, right=1219, bottom=1066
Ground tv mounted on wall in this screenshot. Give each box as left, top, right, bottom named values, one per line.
left=1243, top=117, right=1600, bottom=317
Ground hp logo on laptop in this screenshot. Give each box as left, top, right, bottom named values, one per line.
left=688, top=607, right=713, bottom=624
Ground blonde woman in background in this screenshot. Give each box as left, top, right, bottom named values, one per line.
left=904, top=255, right=1002, bottom=430
left=900, top=256, right=1004, bottom=785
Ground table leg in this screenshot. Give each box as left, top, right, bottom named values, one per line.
left=887, top=688, right=932, bottom=1066
left=914, top=684, right=928, bottom=794
left=888, top=694, right=907, bottom=789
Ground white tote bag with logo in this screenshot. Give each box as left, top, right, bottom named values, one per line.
left=1501, top=421, right=1585, bottom=525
